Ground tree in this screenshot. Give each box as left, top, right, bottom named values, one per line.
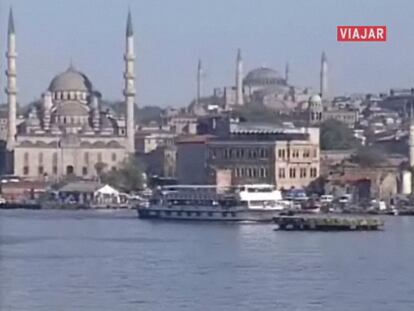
left=350, top=146, right=387, bottom=167
left=320, top=119, right=359, bottom=150
left=94, top=162, right=108, bottom=183
left=101, top=155, right=145, bottom=192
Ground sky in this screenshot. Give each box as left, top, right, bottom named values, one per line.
left=0, top=0, right=412, bottom=107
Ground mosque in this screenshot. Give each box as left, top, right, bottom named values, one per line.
left=190, top=49, right=328, bottom=115
left=2, top=9, right=136, bottom=180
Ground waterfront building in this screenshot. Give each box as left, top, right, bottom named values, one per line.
left=176, top=125, right=320, bottom=190
left=1, top=9, right=137, bottom=180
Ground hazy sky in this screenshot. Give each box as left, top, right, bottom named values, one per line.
left=0, top=0, right=411, bottom=106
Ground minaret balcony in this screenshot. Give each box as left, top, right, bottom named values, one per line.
left=123, top=89, right=136, bottom=96
left=5, top=70, right=17, bottom=77
left=124, top=54, right=136, bottom=61
left=4, top=87, right=17, bottom=94
left=6, top=52, right=17, bottom=58
left=123, top=72, right=135, bottom=79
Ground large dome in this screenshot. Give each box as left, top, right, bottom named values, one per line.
left=244, top=67, right=286, bottom=86
left=49, top=66, right=93, bottom=93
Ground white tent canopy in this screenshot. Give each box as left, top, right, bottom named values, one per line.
left=94, top=184, right=120, bottom=196
left=94, top=184, right=121, bottom=204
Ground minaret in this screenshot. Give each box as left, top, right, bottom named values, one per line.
left=235, top=48, right=243, bottom=106
left=196, top=59, right=202, bottom=106
left=124, top=10, right=136, bottom=154
left=409, top=104, right=414, bottom=167
left=285, top=62, right=289, bottom=84
left=320, top=51, right=328, bottom=99
left=6, top=8, right=17, bottom=151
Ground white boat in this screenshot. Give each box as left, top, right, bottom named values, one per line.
left=137, top=184, right=289, bottom=222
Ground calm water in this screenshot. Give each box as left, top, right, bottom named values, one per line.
left=1, top=210, right=414, bottom=311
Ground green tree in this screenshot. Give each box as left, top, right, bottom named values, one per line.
left=320, top=119, right=359, bottom=150
left=101, top=155, right=145, bottom=192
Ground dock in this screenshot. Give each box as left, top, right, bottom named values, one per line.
left=273, top=215, right=384, bottom=231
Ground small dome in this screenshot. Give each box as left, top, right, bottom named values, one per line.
left=309, top=94, right=322, bottom=105
left=49, top=66, right=93, bottom=93
left=244, top=67, right=285, bottom=86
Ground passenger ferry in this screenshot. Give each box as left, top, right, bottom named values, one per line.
left=137, top=184, right=290, bottom=222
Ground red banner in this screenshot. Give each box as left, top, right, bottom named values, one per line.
left=337, top=26, right=386, bottom=42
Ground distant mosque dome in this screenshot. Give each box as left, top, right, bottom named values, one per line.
left=308, top=94, right=322, bottom=106
left=49, top=65, right=93, bottom=93
left=244, top=67, right=286, bottom=87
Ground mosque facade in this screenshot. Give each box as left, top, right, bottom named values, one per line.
left=3, top=9, right=136, bottom=180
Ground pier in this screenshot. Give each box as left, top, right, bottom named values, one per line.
left=274, top=215, right=384, bottom=231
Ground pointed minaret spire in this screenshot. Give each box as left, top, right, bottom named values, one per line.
left=285, top=62, right=289, bottom=84
left=126, top=9, right=133, bottom=37
left=196, top=59, right=202, bottom=106
left=8, top=7, right=15, bottom=35
left=320, top=51, right=328, bottom=99
left=124, top=9, right=136, bottom=154
left=235, top=48, right=243, bottom=106
left=6, top=7, right=17, bottom=151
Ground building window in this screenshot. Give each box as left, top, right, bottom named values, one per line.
left=82, top=167, right=88, bottom=175
left=278, top=168, right=285, bottom=179
left=260, top=167, right=266, bottom=178
left=310, top=167, right=318, bottom=178
left=38, top=152, right=44, bottom=164
left=247, top=168, right=253, bottom=177
left=23, top=166, right=29, bottom=175
left=313, top=149, right=318, bottom=158
left=24, top=152, right=29, bottom=163
left=210, top=149, right=216, bottom=159
left=289, top=167, right=296, bottom=178
left=292, top=150, right=299, bottom=158
left=38, top=166, right=44, bottom=175
left=112, top=153, right=117, bottom=162
left=303, top=149, right=310, bottom=158
left=300, top=168, right=307, bottom=178
left=111, top=166, right=117, bottom=172
left=224, top=149, right=229, bottom=159
left=53, top=166, right=58, bottom=175
left=84, top=152, right=89, bottom=163
left=97, top=153, right=102, bottom=163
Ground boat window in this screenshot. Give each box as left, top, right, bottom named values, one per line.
left=208, top=212, right=213, bottom=217
left=222, top=212, right=228, bottom=217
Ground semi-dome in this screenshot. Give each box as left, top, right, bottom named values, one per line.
left=49, top=65, right=93, bottom=93
left=244, top=67, right=285, bottom=86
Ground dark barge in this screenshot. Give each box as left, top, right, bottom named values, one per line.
left=273, top=215, right=384, bottom=231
